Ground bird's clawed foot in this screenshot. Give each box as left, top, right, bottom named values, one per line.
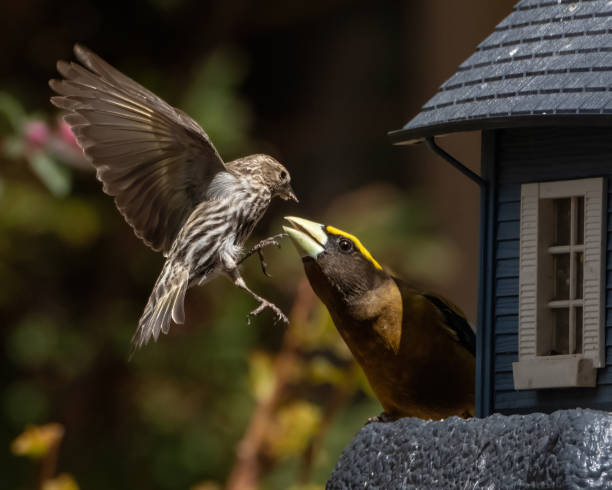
left=239, top=233, right=286, bottom=277
left=247, top=297, right=289, bottom=325
left=366, top=412, right=396, bottom=425
left=231, top=272, right=288, bottom=326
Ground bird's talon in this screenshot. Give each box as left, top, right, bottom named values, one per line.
left=247, top=299, right=288, bottom=325
left=365, top=412, right=394, bottom=425
left=276, top=311, right=289, bottom=325
left=274, top=311, right=287, bottom=325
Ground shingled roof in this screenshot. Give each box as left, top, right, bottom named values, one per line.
left=390, top=0, right=612, bottom=145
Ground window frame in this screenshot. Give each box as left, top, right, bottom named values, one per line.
left=512, top=177, right=605, bottom=390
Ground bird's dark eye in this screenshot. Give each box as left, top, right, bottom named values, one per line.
left=280, top=170, right=287, bottom=181
left=338, top=238, right=353, bottom=253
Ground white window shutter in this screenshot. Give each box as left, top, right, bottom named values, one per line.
left=514, top=178, right=604, bottom=389
left=518, top=183, right=539, bottom=359
left=582, top=178, right=605, bottom=368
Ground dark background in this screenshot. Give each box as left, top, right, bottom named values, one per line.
left=1, top=1, right=515, bottom=489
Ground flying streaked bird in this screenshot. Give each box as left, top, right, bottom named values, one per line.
left=49, top=44, right=298, bottom=351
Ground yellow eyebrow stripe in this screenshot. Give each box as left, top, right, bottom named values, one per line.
left=325, top=226, right=382, bottom=270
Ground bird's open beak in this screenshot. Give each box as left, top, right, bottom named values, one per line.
left=283, top=216, right=327, bottom=259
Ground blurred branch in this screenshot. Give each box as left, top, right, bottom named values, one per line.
left=39, top=434, right=62, bottom=490
left=298, top=377, right=353, bottom=485
left=226, top=280, right=315, bottom=490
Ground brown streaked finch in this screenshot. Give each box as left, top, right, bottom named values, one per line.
left=50, top=44, right=298, bottom=352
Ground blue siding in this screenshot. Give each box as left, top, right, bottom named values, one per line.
left=492, top=178, right=521, bottom=412
left=497, top=202, right=519, bottom=222
left=495, top=315, right=517, bottom=335
left=496, top=259, right=518, bottom=278
left=490, top=127, right=612, bottom=414
left=496, top=278, right=517, bottom=298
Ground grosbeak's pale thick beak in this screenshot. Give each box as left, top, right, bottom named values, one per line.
left=283, top=216, right=327, bottom=258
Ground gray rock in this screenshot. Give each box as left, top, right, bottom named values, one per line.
left=327, top=409, right=612, bottom=489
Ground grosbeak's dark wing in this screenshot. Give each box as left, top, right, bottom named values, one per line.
left=50, top=44, right=226, bottom=254
left=423, top=293, right=476, bottom=356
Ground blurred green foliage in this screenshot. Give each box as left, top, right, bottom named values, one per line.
left=183, top=49, right=254, bottom=159
left=1, top=32, right=453, bottom=490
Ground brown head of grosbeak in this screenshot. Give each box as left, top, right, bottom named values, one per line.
left=49, top=44, right=298, bottom=351
left=283, top=217, right=475, bottom=422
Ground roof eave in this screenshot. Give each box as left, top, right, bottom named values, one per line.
left=389, top=114, right=612, bottom=146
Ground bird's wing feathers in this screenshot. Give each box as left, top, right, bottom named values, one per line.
left=422, top=293, right=476, bottom=356
left=50, top=44, right=226, bottom=253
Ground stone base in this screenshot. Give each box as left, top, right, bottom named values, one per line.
left=327, top=409, right=612, bottom=489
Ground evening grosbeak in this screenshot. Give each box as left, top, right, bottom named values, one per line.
left=283, top=217, right=475, bottom=422
left=49, top=45, right=298, bottom=351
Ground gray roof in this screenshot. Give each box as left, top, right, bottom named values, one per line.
left=391, top=0, right=612, bottom=145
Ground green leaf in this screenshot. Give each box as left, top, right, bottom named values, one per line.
left=0, top=92, right=25, bottom=130
left=2, top=135, right=24, bottom=159
left=3, top=382, right=49, bottom=426
left=28, top=152, right=72, bottom=197
left=7, top=315, right=58, bottom=369
left=11, top=423, right=64, bottom=459
left=42, top=473, right=80, bottom=490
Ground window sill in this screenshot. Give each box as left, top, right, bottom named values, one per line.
left=512, top=356, right=596, bottom=389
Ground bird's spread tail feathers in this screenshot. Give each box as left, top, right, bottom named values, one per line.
left=130, top=261, right=189, bottom=355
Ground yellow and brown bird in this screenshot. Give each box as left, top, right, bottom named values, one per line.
left=283, top=217, right=475, bottom=422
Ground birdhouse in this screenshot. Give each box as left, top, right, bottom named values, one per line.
left=391, top=0, right=612, bottom=417
left=326, top=2, right=612, bottom=486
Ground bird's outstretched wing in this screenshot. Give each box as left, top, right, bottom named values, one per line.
left=423, top=293, right=476, bottom=356
left=50, top=44, right=226, bottom=254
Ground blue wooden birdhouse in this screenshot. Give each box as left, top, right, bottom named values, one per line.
left=391, top=0, right=612, bottom=418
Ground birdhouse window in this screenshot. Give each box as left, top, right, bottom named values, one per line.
left=513, top=178, right=605, bottom=390
left=542, top=196, right=584, bottom=356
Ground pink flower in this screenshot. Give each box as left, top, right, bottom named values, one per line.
left=57, top=119, right=79, bottom=150
left=24, top=120, right=50, bottom=147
